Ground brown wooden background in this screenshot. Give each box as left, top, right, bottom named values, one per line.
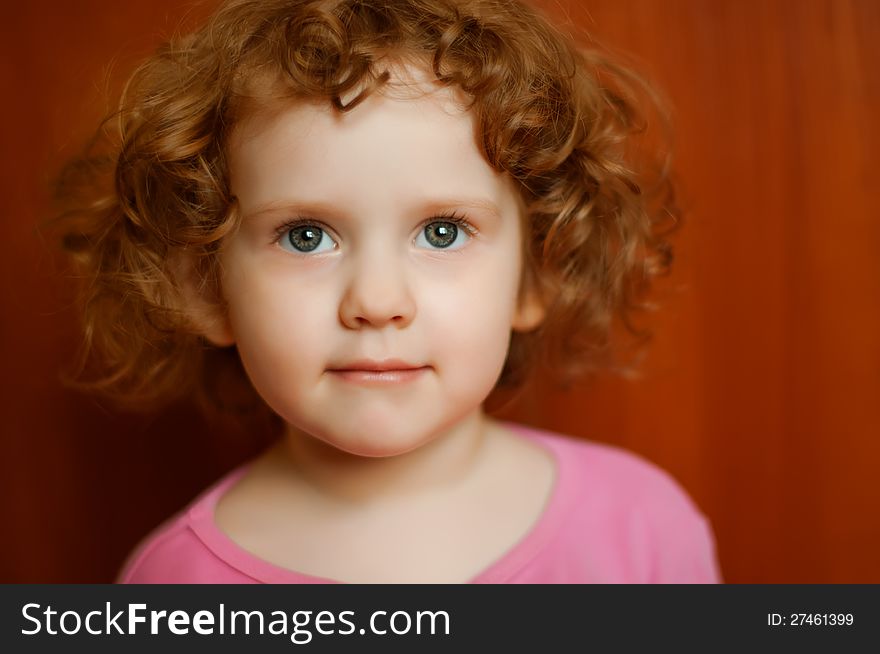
left=2, top=0, right=878, bottom=583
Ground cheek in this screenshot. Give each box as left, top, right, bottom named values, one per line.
left=221, top=256, right=334, bottom=402
left=422, top=253, right=521, bottom=394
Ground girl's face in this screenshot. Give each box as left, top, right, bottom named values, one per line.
left=215, top=64, right=543, bottom=457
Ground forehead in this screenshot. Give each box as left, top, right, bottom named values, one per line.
left=227, top=61, right=522, bottom=219
left=231, top=57, right=471, bottom=138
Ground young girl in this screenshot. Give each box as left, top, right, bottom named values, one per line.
left=55, top=0, right=722, bottom=583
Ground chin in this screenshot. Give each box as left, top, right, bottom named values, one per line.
left=338, top=427, right=432, bottom=458
left=319, top=414, right=436, bottom=459
left=336, top=441, right=423, bottom=459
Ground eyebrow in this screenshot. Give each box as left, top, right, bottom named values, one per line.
left=242, top=197, right=502, bottom=221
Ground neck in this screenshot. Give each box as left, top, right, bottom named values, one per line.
left=274, top=409, right=494, bottom=507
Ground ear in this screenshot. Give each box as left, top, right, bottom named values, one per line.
left=170, top=250, right=236, bottom=347
left=511, top=267, right=548, bottom=333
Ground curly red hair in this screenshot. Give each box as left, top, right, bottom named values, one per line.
left=53, top=0, right=678, bottom=426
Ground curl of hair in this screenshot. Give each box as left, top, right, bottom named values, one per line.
left=51, top=0, right=679, bottom=426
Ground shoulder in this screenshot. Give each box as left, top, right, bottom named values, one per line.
left=507, top=422, right=723, bottom=583
left=115, top=511, right=202, bottom=583
left=116, top=467, right=257, bottom=584
left=561, top=431, right=701, bottom=515
left=511, top=422, right=701, bottom=512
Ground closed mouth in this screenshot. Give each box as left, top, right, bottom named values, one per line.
left=327, top=365, right=430, bottom=384
left=328, top=359, right=428, bottom=373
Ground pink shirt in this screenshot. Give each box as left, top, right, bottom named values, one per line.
left=118, top=422, right=722, bottom=583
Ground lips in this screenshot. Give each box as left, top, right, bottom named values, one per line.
left=328, top=358, right=426, bottom=373
left=327, top=359, right=430, bottom=384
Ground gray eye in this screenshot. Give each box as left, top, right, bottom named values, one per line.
left=281, top=224, right=336, bottom=254
left=419, top=222, right=461, bottom=249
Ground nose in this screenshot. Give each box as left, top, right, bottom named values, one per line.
left=338, top=252, right=416, bottom=330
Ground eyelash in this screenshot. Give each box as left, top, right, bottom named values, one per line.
left=271, top=211, right=478, bottom=248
